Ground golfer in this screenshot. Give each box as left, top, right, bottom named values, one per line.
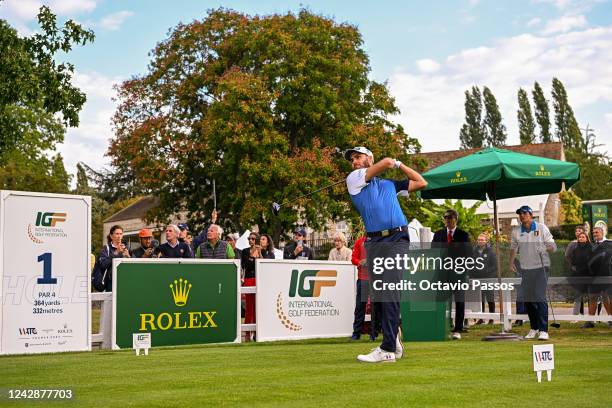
left=508, top=205, right=556, bottom=340
left=345, top=146, right=427, bottom=363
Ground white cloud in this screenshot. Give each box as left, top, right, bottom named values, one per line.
left=527, top=17, right=542, bottom=27
left=58, top=71, right=123, bottom=178
left=98, top=10, right=133, bottom=31
left=416, top=59, right=441, bottom=74
left=389, top=27, right=612, bottom=154
left=541, top=14, right=587, bottom=35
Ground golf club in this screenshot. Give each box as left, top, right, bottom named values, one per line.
left=272, top=179, right=346, bottom=216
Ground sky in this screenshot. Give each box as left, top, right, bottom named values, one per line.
left=1, top=0, right=611, bottom=179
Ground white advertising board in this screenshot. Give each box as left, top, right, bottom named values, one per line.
left=0, top=190, right=91, bottom=354
left=256, top=259, right=356, bottom=341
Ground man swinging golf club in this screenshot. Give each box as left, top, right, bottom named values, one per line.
left=345, top=146, right=427, bottom=363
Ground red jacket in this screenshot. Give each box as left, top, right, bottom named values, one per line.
left=351, top=236, right=368, bottom=281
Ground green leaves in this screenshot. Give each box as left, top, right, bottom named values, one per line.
left=109, top=8, right=418, bottom=240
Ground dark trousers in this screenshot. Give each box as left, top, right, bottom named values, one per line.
left=367, top=230, right=409, bottom=353
left=453, top=290, right=465, bottom=332
left=482, top=290, right=495, bottom=313
left=526, top=302, right=548, bottom=331
left=522, top=267, right=549, bottom=332
left=353, top=279, right=380, bottom=337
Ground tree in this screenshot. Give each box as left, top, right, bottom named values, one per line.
left=532, top=81, right=551, bottom=143
left=108, top=9, right=421, bottom=240
left=0, top=5, right=94, bottom=193
left=482, top=86, right=506, bottom=146
left=459, top=86, right=485, bottom=149
left=421, top=199, right=489, bottom=241
left=517, top=88, right=536, bottom=145
left=0, top=6, right=94, bottom=157
left=551, top=77, right=584, bottom=150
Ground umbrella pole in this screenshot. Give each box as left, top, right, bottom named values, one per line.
left=483, top=183, right=520, bottom=341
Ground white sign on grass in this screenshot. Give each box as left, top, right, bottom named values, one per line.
left=133, top=333, right=151, bottom=355
left=533, top=344, right=555, bottom=382
left=256, top=259, right=356, bottom=341
left=0, top=190, right=91, bottom=355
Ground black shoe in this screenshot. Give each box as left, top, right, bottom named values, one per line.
left=350, top=333, right=361, bottom=340
left=488, top=319, right=494, bottom=325
left=369, top=334, right=377, bottom=341
left=582, top=322, right=595, bottom=329
left=514, top=320, right=523, bottom=326
left=476, top=319, right=484, bottom=325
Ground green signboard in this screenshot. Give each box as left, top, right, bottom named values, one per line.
left=112, top=259, right=239, bottom=349
left=583, top=204, right=609, bottom=238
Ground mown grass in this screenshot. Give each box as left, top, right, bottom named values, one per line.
left=0, top=323, right=610, bottom=408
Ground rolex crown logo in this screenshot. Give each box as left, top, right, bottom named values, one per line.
left=456, top=171, right=461, bottom=177
left=540, top=165, right=545, bottom=171
left=170, top=278, right=192, bottom=307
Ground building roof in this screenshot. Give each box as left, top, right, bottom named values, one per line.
left=104, top=196, right=159, bottom=223
left=413, top=142, right=565, bottom=172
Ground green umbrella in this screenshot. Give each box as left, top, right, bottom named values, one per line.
left=419, top=147, right=580, bottom=340
left=420, top=147, right=580, bottom=200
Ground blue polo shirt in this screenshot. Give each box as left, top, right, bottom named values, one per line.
left=346, top=168, right=409, bottom=233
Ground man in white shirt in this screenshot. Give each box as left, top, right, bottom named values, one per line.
left=508, top=206, right=556, bottom=340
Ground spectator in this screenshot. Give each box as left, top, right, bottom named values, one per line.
left=132, top=228, right=157, bottom=258
left=328, top=232, right=352, bottom=261
left=197, top=224, right=235, bottom=259
left=241, top=232, right=261, bottom=341
left=350, top=235, right=381, bottom=341
left=158, top=224, right=194, bottom=258
left=92, top=225, right=130, bottom=292
left=283, top=228, right=314, bottom=260
left=432, top=209, right=471, bottom=339
left=193, top=209, right=218, bottom=250
left=584, top=226, right=612, bottom=328
left=568, top=231, right=591, bottom=326
left=225, top=233, right=242, bottom=259
left=472, top=233, right=496, bottom=325
left=565, top=225, right=586, bottom=317
left=509, top=205, right=556, bottom=340
left=260, top=234, right=276, bottom=259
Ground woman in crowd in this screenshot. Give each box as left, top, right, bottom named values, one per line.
left=328, top=232, right=352, bottom=261
left=92, top=225, right=131, bottom=292
left=260, top=233, right=276, bottom=259
left=473, top=233, right=497, bottom=325
left=241, top=232, right=261, bottom=341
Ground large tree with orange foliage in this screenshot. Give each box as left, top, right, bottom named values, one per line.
left=109, top=8, right=421, bottom=239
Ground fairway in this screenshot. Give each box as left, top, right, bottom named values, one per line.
left=1, top=324, right=610, bottom=407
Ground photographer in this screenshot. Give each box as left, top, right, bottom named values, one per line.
left=283, top=228, right=314, bottom=260
left=92, top=225, right=131, bottom=292
left=132, top=228, right=158, bottom=258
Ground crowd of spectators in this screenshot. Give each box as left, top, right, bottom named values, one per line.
left=92, top=207, right=611, bottom=340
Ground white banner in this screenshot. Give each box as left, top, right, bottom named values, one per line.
left=256, top=259, right=356, bottom=341
left=0, top=190, right=91, bottom=354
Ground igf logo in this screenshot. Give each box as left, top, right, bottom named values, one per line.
left=534, top=351, right=553, bottom=362
left=137, top=334, right=148, bottom=341
left=35, top=212, right=66, bottom=227
left=289, top=270, right=337, bottom=297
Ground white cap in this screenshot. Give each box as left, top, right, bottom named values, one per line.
left=344, top=146, right=373, bottom=161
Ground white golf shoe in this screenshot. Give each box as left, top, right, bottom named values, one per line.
left=357, top=347, right=396, bottom=363
left=395, top=328, right=404, bottom=359
left=537, top=331, right=549, bottom=340
left=524, top=329, right=539, bottom=339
